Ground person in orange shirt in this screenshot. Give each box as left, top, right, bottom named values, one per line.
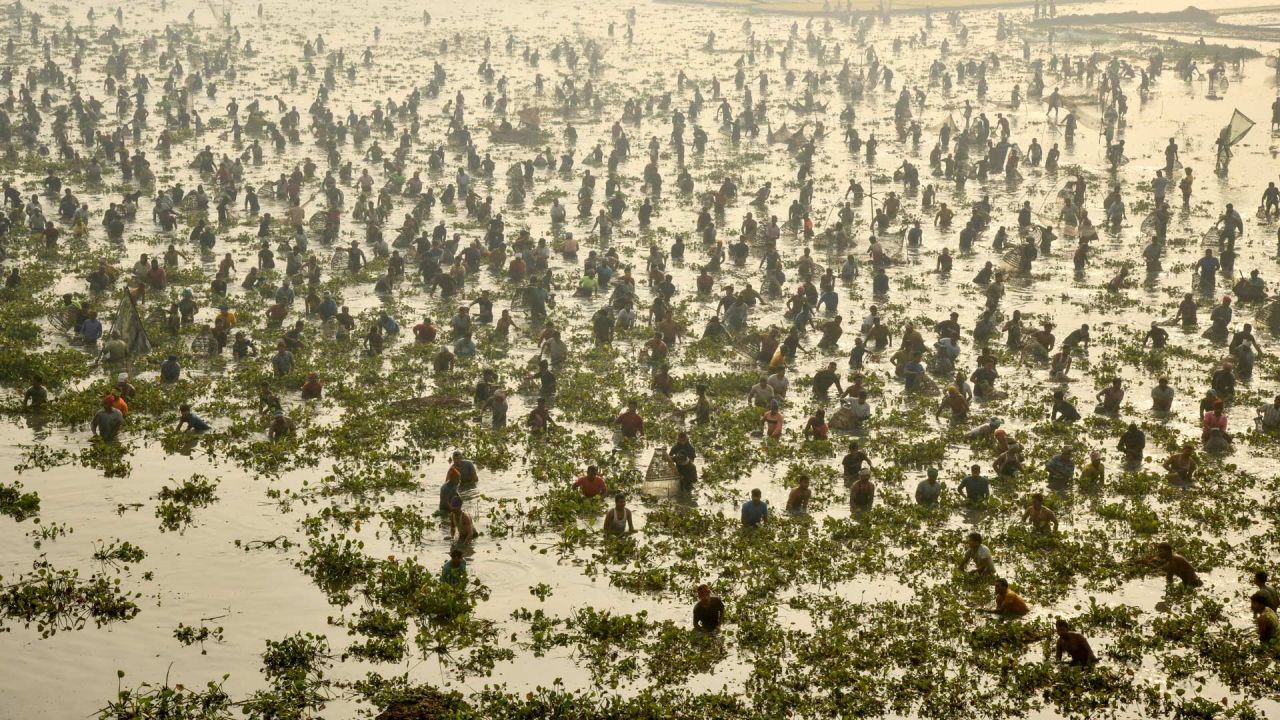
left=106, top=393, right=129, bottom=416
left=573, top=465, right=607, bottom=498
left=803, top=409, right=829, bottom=441
left=981, top=577, right=1030, bottom=616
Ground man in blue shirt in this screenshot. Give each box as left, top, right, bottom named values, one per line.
left=160, top=354, right=182, bottom=382
left=450, top=307, right=472, bottom=337
left=91, top=398, right=124, bottom=441
left=915, top=468, right=943, bottom=505
left=275, top=280, right=295, bottom=305
left=271, top=342, right=294, bottom=376
left=902, top=353, right=926, bottom=392
left=81, top=310, right=103, bottom=343
left=454, top=332, right=477, bottom=358
left=440, top=473, right=462, bottom=514
left=449, top=452, right=479, bottom=484
left=841, top=255, right=859, bottom=280
left=1197, top=249, right=1219, bottom=294
left=318, top=292, right=338, bottom=320
left=873, top=267, right=890, bottom=294
left=958, top=464, right=990, bottom=502
left=1046, top=449, right=1075, bottom=485
left=176, top=404, right=211, bottom=432
left=741, top=488, right=769, bottom=526
left=816, top=288, right=839, bottom=313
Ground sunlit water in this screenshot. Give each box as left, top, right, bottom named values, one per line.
left=2, top=0, right=1280, bottom=717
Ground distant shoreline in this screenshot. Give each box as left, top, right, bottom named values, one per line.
left=651, top=0, right=1099, bottom=17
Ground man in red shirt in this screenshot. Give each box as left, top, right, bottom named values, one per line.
left=413, top=316, right=438, bottom=343
left=616, top=400, right=645, bottom=439
left=573, top=465, right=607, bottom=497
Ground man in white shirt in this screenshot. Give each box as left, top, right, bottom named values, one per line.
left=848, top=393, right=872, bottom=423
left=861, top=306, right=880, bottom=335
left=747, top=377, right=774, bottom=408
left=766, top=366, right=789, bottom=398
left=960, top=532, right=996, bottom=575
left=1260, top=395, right=1280, bottom=431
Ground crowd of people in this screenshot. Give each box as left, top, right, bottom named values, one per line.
left=4, top=0, right=1280, bottom=680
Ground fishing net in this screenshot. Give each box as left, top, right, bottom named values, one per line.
left=876, top=227, right=908, bottom=262
left=48, top=306, right=79, bottom=330
left=998, top=246, right=1025, bottom=273
left=828, top=402, right=865, bottom=432
left=933, top=113, right=958, bottom=137
left=110, top=293, right=151, bottom=356
left=1234, top=278, right=1268, bottom=302
left=190, top=334, right=217, bottom=355
left=911, top=373, right=939, bottom=397
left=1224, top=109, right=1255, bottom=147
left=1140, top=211, right=1158, bottom=236
left=1051, top=91, right=1101, bottom=131
left=642, top=449, right=682, bottom=499
left=1034, top=178, right=1072, bottom=226
left=1259, top=299, right=1280, bottom=334
left=644, top=449, right=678, bottom=483
left=768, top=123, right=804, bottom=144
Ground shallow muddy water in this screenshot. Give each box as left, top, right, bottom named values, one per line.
left=3, top=0, right=1280, bottom=717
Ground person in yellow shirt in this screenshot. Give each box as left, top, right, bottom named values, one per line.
left=216, top=304, right=237, bottom=328
left=1252, top=592, right=1279, bottom=648
left=1079, top=450, right=1105, bottom=487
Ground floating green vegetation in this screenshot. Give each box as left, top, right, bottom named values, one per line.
left=0, top=481, right=40, bottom=521
left=173, top=619, right=227, bottom=655
left=154, top=475, right=220, bottom=533
left=0, top=560, right=141, bottom=637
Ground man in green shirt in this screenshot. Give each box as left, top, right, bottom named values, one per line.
left=23, top=375, right=48, bottom=411
left=441, top=548, right=467, bottom=587
left=99, top=330, right=128, bottom=363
